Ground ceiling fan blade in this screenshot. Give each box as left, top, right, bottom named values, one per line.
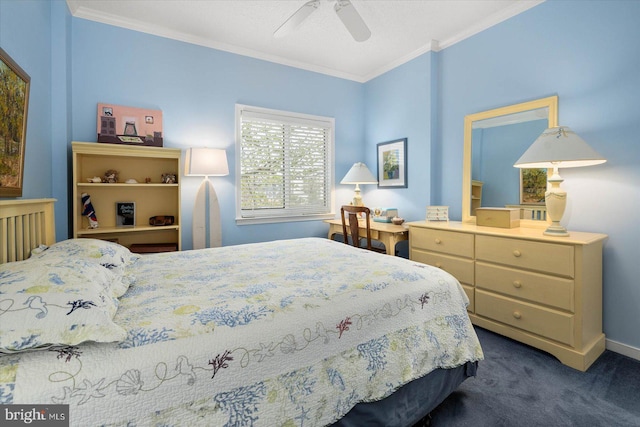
left=274, top=0, right=320, bottom=38
left=334, top=0, right=371, bottom=42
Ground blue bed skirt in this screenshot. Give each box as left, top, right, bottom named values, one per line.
left=333, top=361, right=478, bottom=427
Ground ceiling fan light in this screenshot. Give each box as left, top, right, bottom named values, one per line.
left=334, top=0, right=371, bottom=42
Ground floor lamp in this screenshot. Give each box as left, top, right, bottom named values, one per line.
left=185, top=147, right=229, bottom=249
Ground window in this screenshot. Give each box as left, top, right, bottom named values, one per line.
left=235, top=104, right=334, bottom=224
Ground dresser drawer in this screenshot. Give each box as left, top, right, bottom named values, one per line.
left=476, top=235, right=574, bottom=278
left=411, top=228, right=474, bottom=258
left=476, top=262, right=574, bottom=311
left=412, top=249, right=474, bottom=285
left=476, top=290, right=574, bottom=346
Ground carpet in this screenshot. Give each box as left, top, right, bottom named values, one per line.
left=427, top=327, right=640, bottom=426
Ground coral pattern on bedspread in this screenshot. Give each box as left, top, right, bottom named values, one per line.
left=1, top=238, right=483, bottom=426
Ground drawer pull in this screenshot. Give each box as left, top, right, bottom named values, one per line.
left=513, top=250, right=522, bottom=257
left=513, top=311, right=522, bottom=320
left=513, top=280, right=522, bottom=288
left=435, top=238, right=442, bottom=244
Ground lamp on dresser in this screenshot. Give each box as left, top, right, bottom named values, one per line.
left=514, top=126, right=606, bottom=236
left=340, top=162, right=377, bottom=206
left=185, top=147, right=229, bottom=249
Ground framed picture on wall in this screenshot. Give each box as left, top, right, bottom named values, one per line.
left=377, top=138, right=407, bottom=188
left=0, top=47, right=31, bottom=197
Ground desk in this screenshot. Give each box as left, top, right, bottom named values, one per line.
left=324, top=219, right=408, bottom=255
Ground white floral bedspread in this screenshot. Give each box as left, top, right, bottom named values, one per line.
left=5, top=238, right=483, bottom=426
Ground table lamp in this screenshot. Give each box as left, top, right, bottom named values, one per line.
left=185, top=147, right=229, bottom=249
left=340, top=162, right=377, bottom=206
left=514, top=126, right=606, bottom=236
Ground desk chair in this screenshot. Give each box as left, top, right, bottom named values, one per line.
left=340, top=205, right=386, bottom=254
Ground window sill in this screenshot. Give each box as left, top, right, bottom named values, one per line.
left=236, top=213, right=335, bottom=225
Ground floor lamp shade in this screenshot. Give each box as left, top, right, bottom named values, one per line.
left=340, top=162, right=377, bottom=206
left=185, top=148, right=229, bottom=176
left=185, top=148, right=229, bottom=249
left=514, top=127, right=606, bottom=236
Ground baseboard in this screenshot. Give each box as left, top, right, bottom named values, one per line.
left=606, top=338, right=640, bottom=361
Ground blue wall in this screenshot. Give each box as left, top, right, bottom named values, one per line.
left=0, top=0, right=54, bottom=201
left=3, top=0, right=639, bottom=352
left=363, top=53, right=434, bottom=220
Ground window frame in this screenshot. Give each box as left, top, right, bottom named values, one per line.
left=235, top=104, right=335, bottom=225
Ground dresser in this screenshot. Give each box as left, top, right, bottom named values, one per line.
left=407, top=221, right=606, bottom=371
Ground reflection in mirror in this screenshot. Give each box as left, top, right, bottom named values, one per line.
left=462, top=96, right=558, bottom=226
left=472, top=112, right=547, bottom=208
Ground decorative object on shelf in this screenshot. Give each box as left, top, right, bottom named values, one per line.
left=377, top=138, right=407, bottom=188
left=340, top=162, right=377, bottom=206
left=514, top=126, right=606, bottom=237
left=144, top=177, right=151, bottom=183
left=97, top=103, right=163, bottom=146
left=0, top=47, right=30, bottom=197
left=103, top=169, right=118, bottom=183
left=185, top=147, right=229, bottom=249
left=81, top=193, right=99, bottom=229
left=116, top=202, right=135, bottom=227
left=149, top=215, right=175, bottom=226
left=87, top=176, right=102, bottom=183
left=426, top=206, right=449, bottom=221
left=125, top=178, right=138, bottom=184
left=161, top=173, right=176, bottom=184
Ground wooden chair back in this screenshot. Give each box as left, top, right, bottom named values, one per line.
left=340, top=205, right=377, bottom=251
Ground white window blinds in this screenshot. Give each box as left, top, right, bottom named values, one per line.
left=236, top=105, right=334, bottom=223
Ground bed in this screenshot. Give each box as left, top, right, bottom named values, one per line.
left=0, top=199, right=482, bottom=426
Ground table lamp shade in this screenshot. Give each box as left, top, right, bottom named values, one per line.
left=340, top=162, right=377, bottom=184
left=514, top=127, right=606, bottom=169
left=185, top=148, right=229, bottom=176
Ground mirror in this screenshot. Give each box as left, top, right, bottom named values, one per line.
left=462, top=96, right=558, bottom=226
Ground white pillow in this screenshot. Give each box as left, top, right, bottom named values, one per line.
left=30, top=238, right=139, bottom=297
left=0, top=257, right=127, bottom=353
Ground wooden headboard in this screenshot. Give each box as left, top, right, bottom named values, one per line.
left=0, top=198, right=56, bottom=264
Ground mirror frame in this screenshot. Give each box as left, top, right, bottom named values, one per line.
left=462, top=95, right=558, bottom=226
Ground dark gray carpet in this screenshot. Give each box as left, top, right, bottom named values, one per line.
left=428, top=327, right=640, bottom=427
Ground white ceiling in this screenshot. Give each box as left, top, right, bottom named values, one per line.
left=66, top=0, right=543, bottom=83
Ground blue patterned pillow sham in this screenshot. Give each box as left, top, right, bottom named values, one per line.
left=0, top=257, right=127, bottom=353
left=30, top=238, right=139, bottom=297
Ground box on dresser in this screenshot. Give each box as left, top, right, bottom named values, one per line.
left=476, top=207, right=520, bottom=228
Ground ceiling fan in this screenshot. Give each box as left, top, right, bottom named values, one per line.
left=274, top=0, right=371, bottom=42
